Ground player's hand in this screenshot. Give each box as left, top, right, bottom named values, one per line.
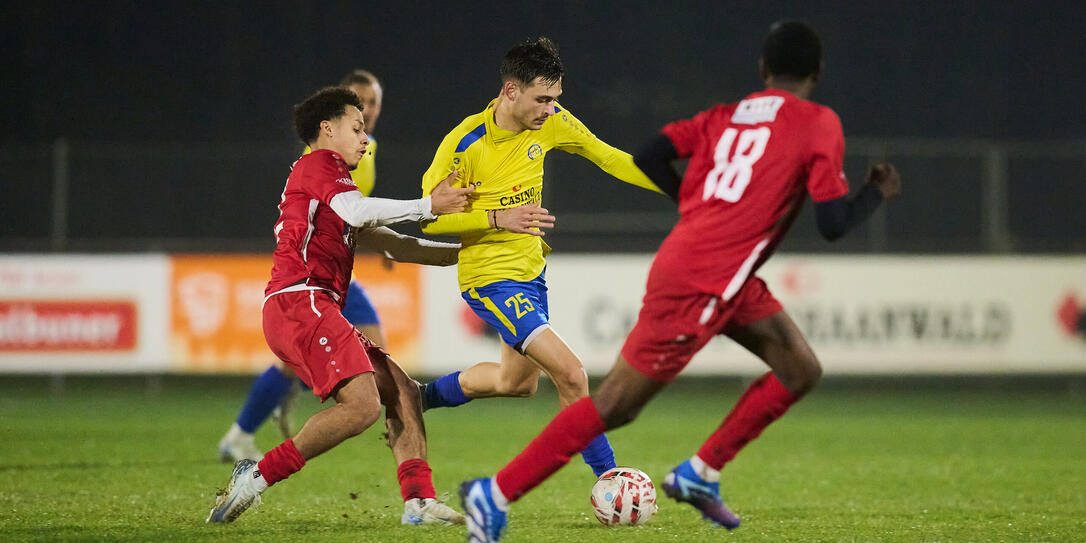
left=429, top=171, right=475, bottom=215
left=494, top=202, right=556, bottom=236
left=866, top=162, right=902, bottom=200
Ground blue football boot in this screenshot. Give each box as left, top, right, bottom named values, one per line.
left=460, top=477, right=507, bottom=542
left=661, top=460, right=740, bottom=529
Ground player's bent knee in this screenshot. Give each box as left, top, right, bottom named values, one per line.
left=780, top=356, right=822, bottom=396
left=343, top=399, right=382, bottom=436
left=552, top=367, right=589, bottom=396
left=597, top=402, right=642, bottom=430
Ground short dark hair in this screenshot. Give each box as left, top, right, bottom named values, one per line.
left=338, top=68, right=380, bottom=89
left=500, top=36, right=564, bottom=86
left=292, top=86, right=362, bottom=144
left=761, top=20, right=822, bottom=80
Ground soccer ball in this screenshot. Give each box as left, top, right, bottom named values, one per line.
left=590, top=467, right=658, bottom=526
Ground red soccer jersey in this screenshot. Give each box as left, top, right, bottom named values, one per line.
left=648, top=89, right=849, bottom=299
left=265, top=149, right=360, bottom=304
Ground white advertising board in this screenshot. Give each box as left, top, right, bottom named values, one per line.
left=0, top=255, right=170, bottom=372
left=421, top=255, right=1086, bottom=375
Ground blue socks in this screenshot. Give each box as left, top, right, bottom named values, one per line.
left=423, top=371, right=473, bottom=409
left=424, top=370, right=614, bottom=476
left=581, top=433, right=617, bottom=477
left=236, top=366, right=294, bottom=433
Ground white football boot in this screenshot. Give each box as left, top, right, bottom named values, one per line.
left=206, top=459, right=264, bottom=523
left=217, top=423, right=263, bottom=463
left=401, top=497, right=466, bottom=525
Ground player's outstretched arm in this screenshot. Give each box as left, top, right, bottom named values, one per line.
left=814, top=162, right=901, bottom=241
left=329, top=190, right=439, bottom=229
left=574, top=139, right=666, bottom=196
left=553, top=106, right=665, bottom=196
left=354, top=226, right=460, bottom=266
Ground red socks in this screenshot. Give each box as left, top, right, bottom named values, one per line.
left=257, top=439, right=306, bottom=486
left=397, top=458, right=436, bottom=501
left=253, top=441, right=436, bottom=501
left=697, top=372, right=798, bottom=469
left=495, top=397, right=606, bottom=502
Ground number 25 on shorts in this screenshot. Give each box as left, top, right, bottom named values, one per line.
left=505, top=292, right=535, bottom=319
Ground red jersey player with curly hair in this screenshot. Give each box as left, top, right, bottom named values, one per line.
left=207, top=86, right=474, bottom=525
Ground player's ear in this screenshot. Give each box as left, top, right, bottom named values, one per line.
left=320, top=119, right=333, bottom=138
left=501, top=80, right=519, bottom=100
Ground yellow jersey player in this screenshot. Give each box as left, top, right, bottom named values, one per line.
left=418, top=37, right=663, bottom=478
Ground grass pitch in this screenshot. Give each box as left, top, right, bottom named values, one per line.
left=0, top=374, right=1083, bottom=542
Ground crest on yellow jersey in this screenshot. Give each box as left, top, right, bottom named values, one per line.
left=527, top=144, right=543, bottom=160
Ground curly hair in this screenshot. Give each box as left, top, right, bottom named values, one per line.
left=292, top=86, right=362, bottom=144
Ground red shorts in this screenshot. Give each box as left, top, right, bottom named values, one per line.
left=263, top=289, right=378, bottom=401
left=621, top=277, right=783, bottom=382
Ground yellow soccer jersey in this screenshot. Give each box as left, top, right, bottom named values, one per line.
left=421, top=99, right=661, bottom=291
left=303, top=136, right=377, bottom=196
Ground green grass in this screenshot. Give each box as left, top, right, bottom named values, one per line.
left=1, top=375, right=1084, bottom=542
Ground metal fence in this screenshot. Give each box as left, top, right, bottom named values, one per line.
left=2, top=138, right=1084, bottom=254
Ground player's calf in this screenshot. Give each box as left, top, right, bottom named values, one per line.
left=493, top=374, right=538, bottom=398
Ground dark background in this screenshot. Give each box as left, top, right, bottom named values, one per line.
left=3, top=1, right=1084, bottom=253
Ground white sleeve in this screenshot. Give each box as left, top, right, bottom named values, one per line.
left=328, top=190, right=436, bottom=228
left=354, top=226, right=460, bottom=266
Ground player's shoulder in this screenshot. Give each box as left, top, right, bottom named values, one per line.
left=544, top=101, right=579, bottom=126
left=442, top=107, right=490, bottom=152
left=543, top=101, right=595, bottom=140
left=293, top=149, right=351, bottom=179
left=733, top=90, right=842, bottom=135
left=799, top=100, right=843, bottom=135
left=774, top=91, right=839, bottom=124
left=665, top=103, right=735, bottom=135
left=705, top=102, right=740, bottom=120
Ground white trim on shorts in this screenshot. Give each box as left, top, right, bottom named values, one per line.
left=518, top=323, right=552, bottom=353
left=262, top=283, right=341, bottom=310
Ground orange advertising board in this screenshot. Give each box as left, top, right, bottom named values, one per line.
left=170, top=254, right=421, bottom=373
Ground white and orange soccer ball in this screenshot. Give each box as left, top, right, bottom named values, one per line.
left=590, top=467, right=658, bottom=526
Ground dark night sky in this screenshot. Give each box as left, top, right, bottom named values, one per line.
left=2, top=1, right=1084, bottom=252
left=5, top=1, right=1085, bottom=146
